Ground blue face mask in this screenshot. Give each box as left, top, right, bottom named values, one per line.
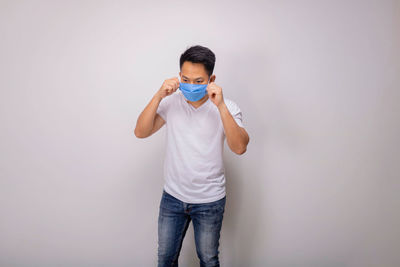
left=179, top=78, right=210, bottom=102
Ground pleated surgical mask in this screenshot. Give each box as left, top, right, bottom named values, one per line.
left=179, top=78, right=210, bottom=102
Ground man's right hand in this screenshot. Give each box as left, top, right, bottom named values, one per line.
left=156, top=77, right=180, bottom=99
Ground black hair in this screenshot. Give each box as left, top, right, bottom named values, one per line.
left=179, top=45, right=216, bottom=78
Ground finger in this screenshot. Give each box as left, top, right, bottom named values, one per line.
left=169, top=77, right=178, bottom=87
left=166, top=82, right=175, bottom=89
left=168, top=80, right=179, bottom=89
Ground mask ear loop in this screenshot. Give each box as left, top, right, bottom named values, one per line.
left=178, top=75, right=182, bottom=90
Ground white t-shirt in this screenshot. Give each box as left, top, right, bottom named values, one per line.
left=156, top=90, right=245, bottom=204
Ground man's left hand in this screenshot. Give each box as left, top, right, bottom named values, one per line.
left=207, top=82, right=224, bottom=108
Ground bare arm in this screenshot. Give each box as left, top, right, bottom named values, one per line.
left=134, top=94, right=164, bottom=138
left=134, top=77, right=179, bottom=138
left=218, top=102, right=250, bottom=155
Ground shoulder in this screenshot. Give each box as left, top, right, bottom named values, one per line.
left=159, top=91, right=180, bottom=106
left=224, top=98, right=241, bottom=112
left=223, top=98, right=245, bottom=128
left=169, top=90, right=182, bottom=103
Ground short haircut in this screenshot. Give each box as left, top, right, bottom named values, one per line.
left=179, top=45, right=216, bottom=78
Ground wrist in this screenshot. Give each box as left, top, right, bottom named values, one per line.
left=154, top=92, right=163, bottom=102
left=217, top=101, right=227, bottom=110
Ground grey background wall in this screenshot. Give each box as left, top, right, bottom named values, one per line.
left=1, top=0, right=399, bottom=266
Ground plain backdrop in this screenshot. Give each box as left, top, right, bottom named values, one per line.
left=1, top=0, right=399, bottom=266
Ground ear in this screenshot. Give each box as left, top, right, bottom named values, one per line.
left=210, top=74, right=216, bottom=82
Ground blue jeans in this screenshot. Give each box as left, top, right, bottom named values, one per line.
left=157, top=189, right=226, bottom=267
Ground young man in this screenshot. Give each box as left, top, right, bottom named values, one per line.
left=134, top=45, right=250, bottom=267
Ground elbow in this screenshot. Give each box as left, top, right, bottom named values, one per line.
left=134, top=128, right=148, bottom=139
left=233, top=139, right=250, bottom=155
left=228, top=139, right=248, bottom=155
left=233, top=130, right=249, bottom=155
left=234, top=137, right=249, bottom=155
left=234, top=146, right=247, bottom=155
left=236, top=135, right=250, bottom=155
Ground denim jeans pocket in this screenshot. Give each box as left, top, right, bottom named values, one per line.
left=202, top=196, right=226, bottom=214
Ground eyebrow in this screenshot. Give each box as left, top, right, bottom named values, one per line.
left=182, top=75, right=204, bottom=80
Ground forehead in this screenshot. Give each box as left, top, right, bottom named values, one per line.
left=181, top=61, right=208, bottom=78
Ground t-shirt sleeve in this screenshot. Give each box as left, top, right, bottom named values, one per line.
left=225, top=99, right=245, bottom=128
left=156, top=95, right=171, bottom=121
